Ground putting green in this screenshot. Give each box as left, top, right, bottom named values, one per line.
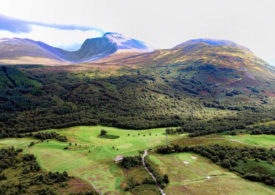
left=27, top=125, right=183, bottom=194
left=149, top=153, right=275, bottom=195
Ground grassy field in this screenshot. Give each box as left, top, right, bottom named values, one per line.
left=0, top=125, right=274, bottom=194
left=0, top=137, right=37, bottom=149
left=224, top=134, right=275, bottom=148
left=25, top=125, right=182, bottom=194
left=149, top=152, right=275, bottom=195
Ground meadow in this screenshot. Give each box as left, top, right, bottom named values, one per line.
left=149, top=153, right=275, bottom=195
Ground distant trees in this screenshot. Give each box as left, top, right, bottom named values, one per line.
left=247, top=125, right=275, bottom=135
left=165, top=128, right=185, bottom=135
left=33, top=132, right=67, bottom=142
left=178, top=116, right=255, bottom=137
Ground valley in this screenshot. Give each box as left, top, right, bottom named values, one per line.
left=0, top=34, right=274, bottom=195
left=0, top=125, right=274, bottom=194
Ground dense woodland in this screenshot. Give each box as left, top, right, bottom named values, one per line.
left=157, top=144, right=275, bottom=186
left=0, top=64, right=274, bottom=137
left=165, top=114, right=275, bottom=137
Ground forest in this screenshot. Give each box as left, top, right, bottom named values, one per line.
left=0, top=64, right=274, bottom=138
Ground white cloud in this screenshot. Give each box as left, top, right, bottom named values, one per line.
left=0, top=25, right=102, bottom=50
left=0, top=0, right=274, bottom=64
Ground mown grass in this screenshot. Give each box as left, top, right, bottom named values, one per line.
left=149, top=153, right=275, bottom=195
left=25, top=125, right=182, bottom=194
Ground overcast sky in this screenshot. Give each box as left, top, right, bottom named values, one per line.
left=0, top=0, right=274, bottom=65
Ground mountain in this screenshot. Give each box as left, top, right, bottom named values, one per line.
left=0, top=38, right=66, bottom=65
left=173, top=38, right=249, bottom=50
left=0, top=33, right=153, bottom=65
left=93, top=38, right=275, bottom=82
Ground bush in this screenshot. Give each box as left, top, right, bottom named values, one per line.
left=120, top=156, right=142, bottom=169
left=100, top=129, right=107, bottom=136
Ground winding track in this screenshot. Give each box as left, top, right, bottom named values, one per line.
left=142, top=149, right=166, bottom=195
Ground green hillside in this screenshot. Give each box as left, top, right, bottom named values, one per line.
left=0, top=41, right=274, bottom=136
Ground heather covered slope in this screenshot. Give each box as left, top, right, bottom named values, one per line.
left=95, top=39, right=274, bottom=81
left=91, top=39, right=275, bottom=100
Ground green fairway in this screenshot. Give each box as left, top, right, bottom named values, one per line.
left=224, top=134, right=275, bottom=148
left=26, top=125, right=182, bottom=194
left=149, top=153, right=275, bottom=195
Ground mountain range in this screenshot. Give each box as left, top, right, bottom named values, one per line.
left=0, top=32, right=153, bottom=65
left=0, top=32, right=274, bottom=89
left=0, top=31, right=274, bottom=132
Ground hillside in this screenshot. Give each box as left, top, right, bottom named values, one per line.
left=0, top=39, right=274, bottom=135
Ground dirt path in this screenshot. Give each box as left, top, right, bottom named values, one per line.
left=203, top=137, right=260, bottom=147
left=228, top=139, right=259, bottom=147
left=142, top=149, right=166, bottom=195
left=91, top=183, right=102, bottom=195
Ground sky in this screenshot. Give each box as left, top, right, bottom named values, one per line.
left=0, top=0, right=274, bottom=65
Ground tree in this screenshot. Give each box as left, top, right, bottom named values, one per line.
left=163, top=174, right=169, bottom=183
left=100, top=129, right=107, bottom=136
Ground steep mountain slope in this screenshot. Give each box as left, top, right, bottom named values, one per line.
left=0, top=33, right=153, bottom=64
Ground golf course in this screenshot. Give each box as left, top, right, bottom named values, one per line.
left=0, top=125, right=274, bottom=194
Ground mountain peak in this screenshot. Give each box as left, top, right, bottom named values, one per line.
left=174, top=38, right=249, bottom=51
left=102, top=32, right=154, bottom=52
left=103, top=32, right=132, bottom=46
